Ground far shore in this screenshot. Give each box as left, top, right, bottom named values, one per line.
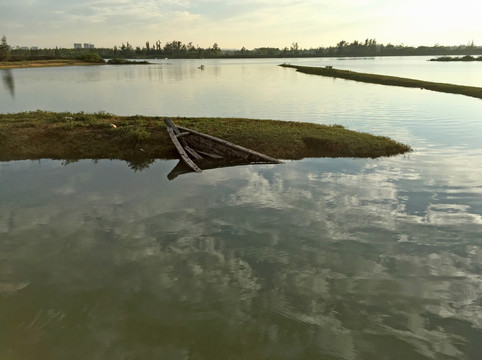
left=0, top=111, right=411, bottom=165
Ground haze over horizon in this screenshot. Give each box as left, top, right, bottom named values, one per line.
left=2, top=0, right=481, bottom=49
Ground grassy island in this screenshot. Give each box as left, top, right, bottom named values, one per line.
left=0, top=111, right=411, bottom=164
left=280, top=64, right=482, bottom=100
left=429, top=55, right=482, bottom=62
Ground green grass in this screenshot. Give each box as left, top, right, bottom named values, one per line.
left=0, top=111, right=411, bottom=163
left=280, top=64, right=482, bottom=100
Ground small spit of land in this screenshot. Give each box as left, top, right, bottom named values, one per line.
left=429, top=55, right=482, bottom=62
left=280, top=64, right=482, bottom=100
left=0, top=58, right=150, bottom=70
left=0, top=59, right=98, bottom=69
left=0, top=111, right=411, bottom=165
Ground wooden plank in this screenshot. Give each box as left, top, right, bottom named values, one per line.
left=184, top=145, right=204, bottom=160
left=176, top=132, right=191, bottom=138
left=194, top=149, right=224, bottom=159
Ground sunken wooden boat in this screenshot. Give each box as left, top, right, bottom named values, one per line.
left=164, top=118, right=282, bottom=175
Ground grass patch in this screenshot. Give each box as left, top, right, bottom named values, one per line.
left=107, top=58, right=150, bottom=65
left=429, top=55, right=482, bottom=62
left=0, top=59, right=102, bottom=69
left=0, top=111, right=411, bottom=163
left=0, top=58, right=150, bottom=69
left=280, top=64, right=482, bottom=100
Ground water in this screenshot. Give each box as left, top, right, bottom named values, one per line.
left=1, top=57, right=481, bottom=359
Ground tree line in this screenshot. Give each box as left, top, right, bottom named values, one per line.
left=3, top=36, right=482, bottom=61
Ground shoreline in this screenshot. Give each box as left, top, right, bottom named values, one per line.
left=0, top=59, right=98, bottom=69
left=0, top=111, right=411, bottom=164
left=280, top=64, right=482, bottom=100
left=0, top=59, right=151, bottom=70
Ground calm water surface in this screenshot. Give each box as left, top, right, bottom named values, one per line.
left=1, top=58, right=481, bottom=359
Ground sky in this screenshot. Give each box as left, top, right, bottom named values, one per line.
left=1, top=0, right=481, bottom=49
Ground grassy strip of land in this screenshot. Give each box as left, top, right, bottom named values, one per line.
left=280, top=64, right=482, bottom=100
left=1, top=58, right=151, bottom=69
left=0, top=59, right=100, bottom=69
left=0, top=111, right=411, bottom=165
left=429, top=55, right=482, bottom=62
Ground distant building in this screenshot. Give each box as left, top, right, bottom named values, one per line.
left=74, top=43, right=94, bottom=49
left=30, top=46, right=38, bottom=50
left=20, top=46, right=29, bottom=50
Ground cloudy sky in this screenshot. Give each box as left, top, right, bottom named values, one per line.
left=2, top=0, right=481, bottom=49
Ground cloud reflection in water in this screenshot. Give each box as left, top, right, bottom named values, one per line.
left=0, top=152, right=480, bottom=359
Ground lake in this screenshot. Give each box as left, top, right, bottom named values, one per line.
left=1, top=57, right=481, bottom=359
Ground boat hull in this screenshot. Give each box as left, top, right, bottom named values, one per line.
left=164, top=118, right=281, bottom=175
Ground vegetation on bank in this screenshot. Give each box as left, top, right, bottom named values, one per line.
left=429, top=55, right=482, bottom=62
left=0, top=111, right=411, bottom=167
left=280, top=64, right=482, bottom=100
left=75, top=52, right=105, bottom=63
left=106, top=58, right=150, bottom=65
left=0, top=35, right=9, bottom=61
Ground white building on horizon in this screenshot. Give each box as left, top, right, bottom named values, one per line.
left=74, top=43, right=95, bottom=49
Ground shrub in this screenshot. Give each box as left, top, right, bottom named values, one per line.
left=120, top=127, right=151, bottom=144
left=76, top=52, right=105, bottom=63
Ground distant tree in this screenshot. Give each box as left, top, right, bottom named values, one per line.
left=212, top=42, right=221, bottom=55
left=0, top=35, right=10, bottom=61
left=290, top=42, right=299, bottom=55
left=336, top=40, right=347, bottom=55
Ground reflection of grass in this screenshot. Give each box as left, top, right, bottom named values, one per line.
left=0, top=111, right=411, bottom=162
left=280, top=64, right=482, bottom=100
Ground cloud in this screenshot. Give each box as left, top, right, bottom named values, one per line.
left=2, top=0, right=481, bottom=48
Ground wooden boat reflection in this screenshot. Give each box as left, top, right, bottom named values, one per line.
left=164, top=118, right=282, bottom=178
